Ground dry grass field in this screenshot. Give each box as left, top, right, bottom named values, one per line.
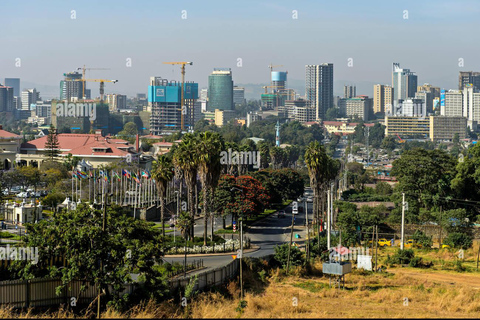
left=2, top=244, right=480, bottom=318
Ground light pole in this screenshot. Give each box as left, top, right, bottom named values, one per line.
left=174, top=190, right=179, bottom=244
left=231, top=186, right=244, bottom=300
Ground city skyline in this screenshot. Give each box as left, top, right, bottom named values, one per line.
left=1, top=0, right=480, bottom=99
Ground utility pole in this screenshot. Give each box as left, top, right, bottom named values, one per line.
left=401, top=193, right=405, bottom=250
left=365, top=126, right=370, bottom=168
left=286, top=212, right=295, bottom=273
left=327, top=189, right=331, bottom=249
left=375, top=225, right=378, bottom=272
left=439, top=205, right=442, bottom=247
left=240, top=215, right=244, bottom=300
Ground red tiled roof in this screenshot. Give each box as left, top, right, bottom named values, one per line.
left=0, top=129, right=21, bottom=139
left=323, top=121, right=345, bottom=126
left=21, top=133, right=134, bottom=157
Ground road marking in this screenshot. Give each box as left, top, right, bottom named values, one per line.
left=249, top=226, right=290, bottom=230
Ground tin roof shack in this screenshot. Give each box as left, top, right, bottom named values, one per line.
left=322, top=245, right=352, bottom=288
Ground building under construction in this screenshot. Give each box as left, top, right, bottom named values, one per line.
left=148, top=77, right=199, bottom=134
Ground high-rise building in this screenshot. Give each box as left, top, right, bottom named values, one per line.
left=233, top=86, right=245, bottom=105
left=440, top=85, right=480, bottom=129
left=148, top=78, right=198, bottom=134
left=392, top=63, right=418, bottom=103
left=343, top=85, right=356, bottom=99
left=272, top=71, right=287, bottom=91
left=106, top=94, right=127, bottom=111
left=21, top=89, right=40, bottom=110
left=373, top=84, right=394, bottom=114
left=4, top=78, right=20, bottom=97
left=200, top=88, right=208, bottom=101
left=417, top=83, right=441, bottom=99
left=0, top=86, right=14, bottom=112
left=338, top=96, right=373, bottom=121
left=305, top=63, right=334, bottom=120
left=60, top=71, right=84, bottom=102
left=207, top=68, right=233, bottom=111
left=414, top=91, right=433, bottom=114
left=458, top=71, right=480, bottom=91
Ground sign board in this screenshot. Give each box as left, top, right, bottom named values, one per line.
left=357, top=255, right=372, bottom=271
left=292, top=201, right=298, bottom=214
left=233, top=221, right=236, bottom=232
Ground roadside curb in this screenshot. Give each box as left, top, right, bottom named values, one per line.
left=164, top=245, right=261, bottom=258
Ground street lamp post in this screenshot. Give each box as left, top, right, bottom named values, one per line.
left=231, top=187, right=244, bottom=300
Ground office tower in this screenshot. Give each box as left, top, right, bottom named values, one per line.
left=458, top=71, right=480, bottom=91
left=4, top=78, right=20, bottom=97
left=233, top=86, right=245, bottom=105
left=272, top=71, right=287, bottom=91
left=200, top=88, right=208, bottom=101
left=440, top=86, right=480, bottom=129
left=417, top=83, right=441, bottom=99
left=21, top=89, right=40, bottom=110
left=60, top=71, right=84, bottom=101
left=85, top=89, right=91, bottom=100
left=106, top=94, right=127, bottom=111
left=305, top=63, right=334, bottom=120
left=373, top=84, right=393, bottom=114
left=207, top=68, right=233, bottom=111
left=34, top=100, right=52, bottom=118
left=0, top=86, right=14, bottom=112
left=414, top=91, right=433, bottom=114
left=401, top=98, right=426, bottom=117
left=338, top=96, right=373, bottom=121
left=149, top=77, right=198, bottom=134
left=343, top=85, right=356, bottom=98
left=392, top=63, right=418, bottom=103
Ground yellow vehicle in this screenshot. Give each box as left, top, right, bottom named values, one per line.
left=401, top=239, right=422, bottom=249
left=441, top=243, right=451, bottom=249
left=368, top=238, right=392, bottom=247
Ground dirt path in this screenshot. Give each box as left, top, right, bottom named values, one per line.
left=389, top=267, right=480, bottom=289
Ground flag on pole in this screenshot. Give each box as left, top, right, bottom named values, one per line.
left=141, top=170, right=150, bottom=179
left=72, top=170, right=80, bottom=179
left=113, top=171, right=121, bottom=181
left=104, top=171, right=110, bottom=182
left=122, top=169, right=131, bottom=179
left=132, top=171, right=140, bottom=184
left=79, top=171, right=87, bottom=179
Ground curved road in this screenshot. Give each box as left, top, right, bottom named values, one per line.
left=164, top=198, right=313, bottom=271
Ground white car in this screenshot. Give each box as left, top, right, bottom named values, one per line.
left=17, top=192, right=29, bottom=198
left=306, top=197, right=313, bottom=203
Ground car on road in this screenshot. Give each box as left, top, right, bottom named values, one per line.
left=277, top=211, right=286, bottom=218
left=400, top=239, right=422, bottom=249
left=368, top=238, right=392, bottom=247
left=17, top=192, right=29, bottom=198
left=441, top=243, right=451, bottom=249
left=306, top=197, right=313, bottom=203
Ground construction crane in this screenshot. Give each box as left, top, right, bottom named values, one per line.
left=76, top=66, right=110, bottom=99
left=268, top=63, right=283, bottom=72
left=72, top=78, right=118, bottom=101
left=163, top=61, right=193, bottom=131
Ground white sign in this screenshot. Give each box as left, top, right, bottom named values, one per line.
left=357, top=255, right=372, bottom=271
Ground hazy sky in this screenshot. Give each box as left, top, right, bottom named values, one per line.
left=1, top=0, right=480, bottom=98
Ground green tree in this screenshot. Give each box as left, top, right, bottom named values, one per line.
left=274, top=243, right=304, bottom=269
left=13, top=203, right=167, bottom=310
left=197, top=131, right=224, bottom=245
left=152, top=155, right=174, bottom=239
left=381, top=135, right=396, bottom=152
left=41, top=192, right=66, bottom=216
left=43, top=124, right=60, bottom=161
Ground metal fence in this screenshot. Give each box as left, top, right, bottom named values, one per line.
left=168, top=258, right=240, bottom=293
left=0, top=278, right=135, bottom=308
left=0, top=259, right=240, bottom=308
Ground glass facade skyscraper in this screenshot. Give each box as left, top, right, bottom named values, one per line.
left=207, top=68, right=234, bottom=111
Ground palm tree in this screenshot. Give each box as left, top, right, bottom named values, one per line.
left=197, top=131, right=224, bottom=245
left=173, top=133, right=200, bottom=239
left=152, top=155, right=174, bottom=238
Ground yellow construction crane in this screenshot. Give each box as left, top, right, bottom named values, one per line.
left=268, top=63, right=283, bottom=72
left=163, top=61, right=193, bottom=131
left=77, top=66, right=110, bottom=99
left=72, top=78, right=118, bottom=101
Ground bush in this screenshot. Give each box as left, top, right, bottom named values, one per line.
left=273, top=243, right=304, bottom=269
left=385, top=248, right=415, bottom=265
left=412, top=230, right=433, bottom=248
left=444, top=232, right=473, bottom=249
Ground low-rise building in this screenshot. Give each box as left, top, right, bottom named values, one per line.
left=4, top=200, right=43, bottom=225
left=214, top=109, right=236, bottom=127
left=385, top=116, right=430, bottom=138
left=338, top=96, right=373, bottom=121
left=429, top=116, right=467, bottom=141
left=0, top=125, right=22, bottom=170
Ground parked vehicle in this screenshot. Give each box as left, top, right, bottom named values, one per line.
left=277, top=211, right=286, bottom=218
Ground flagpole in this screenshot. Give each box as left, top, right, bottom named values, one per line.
left=79, top=177, right=82, bottom=203
left=71, top=168, right=74, bottom=205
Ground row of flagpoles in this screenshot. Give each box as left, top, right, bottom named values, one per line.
left=70, top=168, right=173, bottom=217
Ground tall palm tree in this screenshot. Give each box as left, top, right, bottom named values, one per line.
left=173, top=133, right=200, bottom=239
left=152, top=155, right=174, bottom=238
left=197, top=131, right=224, bottom=245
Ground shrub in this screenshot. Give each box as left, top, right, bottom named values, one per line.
left=273, top=243, right=304, bottom=269
left=385, top=248, right=415, bottom=265
left=444, top=232, right=473, bottom=249
left=412, top=230, right=433, bottom=248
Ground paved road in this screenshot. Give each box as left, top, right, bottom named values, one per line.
left=163, top=199, right=314, bottom=271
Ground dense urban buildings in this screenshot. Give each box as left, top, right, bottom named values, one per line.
left=305, top=63, right=334, bottom=121
left=207, top=68, right=234, bottom=111
left=106, top=94, right=127, bottom=111
left=0, top=85, right=14, bottom=112
left=21, top=89, right=40, bottom=110
left=441, top=85, right=480, bottom=129
left=392, top=63, right=418, bottom=103
left=60, top=71, right=84, bottom=101
left=233, top=86, right=245, bottom=105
